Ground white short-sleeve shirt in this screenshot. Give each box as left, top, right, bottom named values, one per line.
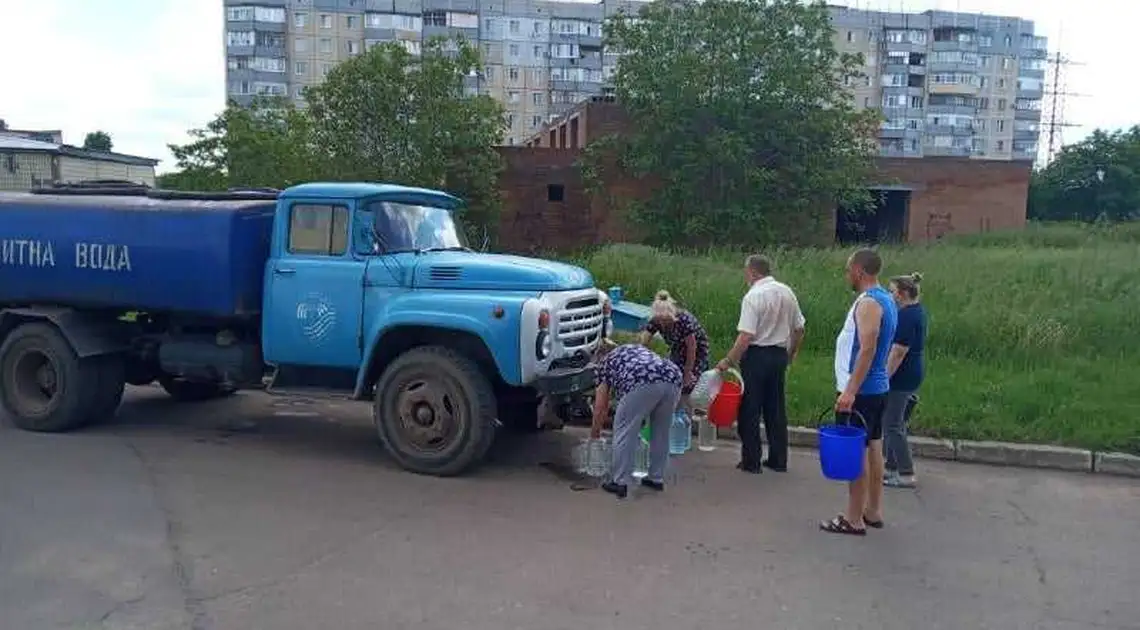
left=736, top=277, right=806, bottom=348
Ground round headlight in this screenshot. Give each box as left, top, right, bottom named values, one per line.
left=536, top=331, right=553, bottom=360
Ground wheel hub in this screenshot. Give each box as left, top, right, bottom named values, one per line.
left=394, top=378, right=462, bottom=454
left=11, top=350, right=58, bottom=414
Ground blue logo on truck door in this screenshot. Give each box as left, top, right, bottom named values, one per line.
left=296, top=293, right=337, bottom=344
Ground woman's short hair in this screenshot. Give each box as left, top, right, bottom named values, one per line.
left=889, top=272, right=923, bottom=299
left=651, top=289, right=678, bottom=320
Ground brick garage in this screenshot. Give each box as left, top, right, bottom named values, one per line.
left=495, top=100, right=1031, bottom=252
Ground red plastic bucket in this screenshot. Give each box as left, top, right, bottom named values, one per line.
left=707, top=380, right=743, bottom=428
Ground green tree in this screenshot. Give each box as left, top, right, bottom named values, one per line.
left=164, top=97, right=315, bottom=191
left=83, top=130, right=113, bottom=152
left=303, top=37, right=506, bottom=238
left=1030, top=127, right=1140, bottom=222
left=584, top=0, right=879, bottom=247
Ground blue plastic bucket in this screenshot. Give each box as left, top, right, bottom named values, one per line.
left=607, top=285, right=624, bottom=304
left=817, top=409, right=867, bottom=482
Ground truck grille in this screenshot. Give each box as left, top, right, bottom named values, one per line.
left=556, top=294, right=603, bottom=351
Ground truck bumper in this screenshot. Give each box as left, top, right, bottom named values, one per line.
left=534, top=364, right=596, bottom=428
left=534, top=364, right=596, bottom=397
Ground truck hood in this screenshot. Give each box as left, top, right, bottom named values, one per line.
left=410, top=251, right=595, bottom=292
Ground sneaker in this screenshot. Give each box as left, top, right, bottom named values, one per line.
left=884, top=472, right=917, bottom=488
left=601, top=481, right=628, bottom=499
left=640, top=479, right=665, bottom=492
left=882, top=471, right=901, bottom=487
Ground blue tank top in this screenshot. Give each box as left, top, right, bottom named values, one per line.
left=837, top=286, right=897, bottom=396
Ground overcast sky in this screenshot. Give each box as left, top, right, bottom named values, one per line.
left=0, top=0, right=1133, bottom=171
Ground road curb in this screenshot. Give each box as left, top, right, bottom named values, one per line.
left=706, top=423, right=1137, bottom=478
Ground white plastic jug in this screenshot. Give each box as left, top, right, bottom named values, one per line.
left=689, top=369, right=724, bottom=411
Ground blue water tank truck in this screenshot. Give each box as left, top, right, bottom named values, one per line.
left=0, top=181, right=610, bottom=476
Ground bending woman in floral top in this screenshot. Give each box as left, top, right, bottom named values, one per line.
left=638, top=291, right=710, bottom=407
left=591, top=340, right=683, bottom=499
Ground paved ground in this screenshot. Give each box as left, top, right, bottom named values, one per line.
left=0, top=388, right=1137, bottom=630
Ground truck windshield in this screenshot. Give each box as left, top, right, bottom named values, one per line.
left=367, top=201, right=468, bottom=253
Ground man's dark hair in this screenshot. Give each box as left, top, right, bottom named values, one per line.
left=745, top=254, right=772, bottom=276
left=850, top=248, right=882, bottom=276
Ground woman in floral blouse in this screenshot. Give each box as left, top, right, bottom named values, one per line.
left=638, top=290, right=710, bottom=407
left=591, top=340, right=683, bottom=499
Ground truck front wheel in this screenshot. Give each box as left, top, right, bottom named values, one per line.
left=0, top=323, right=97, bottom=432
left=374, top=345, right=497, bottom=476
left=158, top=376, right=238, bottom=402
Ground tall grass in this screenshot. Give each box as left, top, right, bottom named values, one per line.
left=572, top=226, right=1140, bottom=453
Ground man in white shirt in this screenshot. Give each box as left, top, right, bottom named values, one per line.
left=716, top=255, right=806, bottom=473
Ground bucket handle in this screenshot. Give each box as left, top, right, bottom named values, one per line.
left=816, top=407, right=867, bottom=430
left=719, top=368, right=744, bottom=393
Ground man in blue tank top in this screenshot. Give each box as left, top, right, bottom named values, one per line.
left=821, top=248, right=898, bottom=536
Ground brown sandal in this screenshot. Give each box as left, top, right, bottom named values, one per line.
left=819, top=515, right=867, bottom=536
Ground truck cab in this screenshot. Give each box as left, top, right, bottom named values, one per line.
left=0, top=181, right=607, bottom=477
left=259, top=183, right=606, bottom=474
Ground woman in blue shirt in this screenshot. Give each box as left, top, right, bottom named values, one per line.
left=883, top=273, right=927, bottom=489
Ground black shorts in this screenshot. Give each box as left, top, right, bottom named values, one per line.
left=836, top=393, right=887, bottom=444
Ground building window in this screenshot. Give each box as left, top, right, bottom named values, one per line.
left=1004, top=35, right=1012, bottom=46
left=402, top=40, right=421, bottom=55
left=509, top=20, right=520, bottom=34
left=532, top=92, right=543, bottom=105
left=997, top=140, right=1005, bottom=151
left=532, top=115, right=543, bottom=128
left=226, top=30, right=255, bottom=47
left=484, top=66, right=494, bottom=80
left=346, top=40, right=359, bottom=55
left=288, top=205, right=349, bottom=256
left=508, top=67, right=519, bottom=81
left=295, top=61, right=308, bottom=76
left=321, top=63, right=333, bottom=77
left=319, top=38, right=332, bottom=53
left=997, top=98, right=1007, bottom=111
left=997, top=120, right=1006, bottom=132
left=507, top=91, right=520, bottom=104
left=547, top=184, right=565, bottom=202
left=346, top=15, right=357, bottom=29
left=448, top=12, right=478, bottom=29
left=294, top=38, right=309, bottom=53
left=424, top=11, right=446, bottom=27
left=484, top=18, right=495, bottom=31
left=909, top=95, right=924, bottom=108
left=320, top=14, right=332, bottom=29
left=846, top=30, right=854, bottom=42
left=293, top=13, right=307, bottom=29
left=978, top=34, right=992, bottom=47
left=227, top=7, right=285, bottom=22
left=509, top=43, right=519, bottom=57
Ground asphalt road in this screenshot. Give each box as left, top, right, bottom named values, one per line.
left=1, top=387, right=1137, bottom=630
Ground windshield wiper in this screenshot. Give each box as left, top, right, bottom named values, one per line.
left=419, top=246, right=474, bottom=253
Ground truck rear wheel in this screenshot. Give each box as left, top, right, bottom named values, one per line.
left=373, top=345, right=497, bottom=476
left=0, top=322, right=97, bottom=432
left=158, top=376, right=237, bottom=402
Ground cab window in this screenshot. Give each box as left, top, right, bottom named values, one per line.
left=288, top=204, right=349, bottom=255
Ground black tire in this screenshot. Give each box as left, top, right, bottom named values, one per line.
left=158, top=376, right=237, bottom=402
left=85, top=355, right=126, bottom=426
left=373, top=345, right=498, bottom=476
left=0, top=322, right=97, bottom=432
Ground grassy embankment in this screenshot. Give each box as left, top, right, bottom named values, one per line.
left=573, top=223, right=1140, bottom=454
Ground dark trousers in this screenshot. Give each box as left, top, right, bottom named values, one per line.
left=738, top=345, right=789, bottom=468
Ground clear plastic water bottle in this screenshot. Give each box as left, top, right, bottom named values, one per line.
left=669, top=410, right=691, bottom=455
left=632, top=438, right=649, bottom=479
left=696, top=411, right=717, bottom=451
left=586, top=437, right=610, bottom=477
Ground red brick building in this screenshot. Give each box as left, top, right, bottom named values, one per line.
left=494, top=98, right=1031, bottom=252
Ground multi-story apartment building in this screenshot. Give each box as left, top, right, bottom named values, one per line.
left=223, top=2, right=1046, bottom=158
left=831, top=6, right=1047, bottom=161
left=223, top=0, right=637, bottom=146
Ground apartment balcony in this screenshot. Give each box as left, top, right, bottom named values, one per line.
left=879, top=127, right=907, bottom=139
left=1022, top=47, right=1049, bottom=59
left=225, top=68, right=289, bottom=85
left=882, top=40, right=927, bottom=55
left=927, top=103, right=977, bottom=116
left=926, top=124, right=974, bottom=137
left=1013, top=128, right=1040, bottom=141
left=1014, top=107, right=1042, bottom=120
left=1017, top=87, right=1045, bottom=100
left=931, top=40, right=978, bottom=53
left=925, top=145, right=972, bottom=157
left=549, top=55, right=602, bottom=70
left=1019, top=68, right=1046, bottom=79
left=423, top=24, right=479, bottom=41
left=550, top=32, right=603, bottom=48
left=227, top=20, right=286, bottom=34
left=928, top=60, right=982, bottom=73
left=929, top=82, right=980, bottom=96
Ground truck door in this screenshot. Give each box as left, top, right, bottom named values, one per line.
left=262, top=199, right=365, bottom=382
